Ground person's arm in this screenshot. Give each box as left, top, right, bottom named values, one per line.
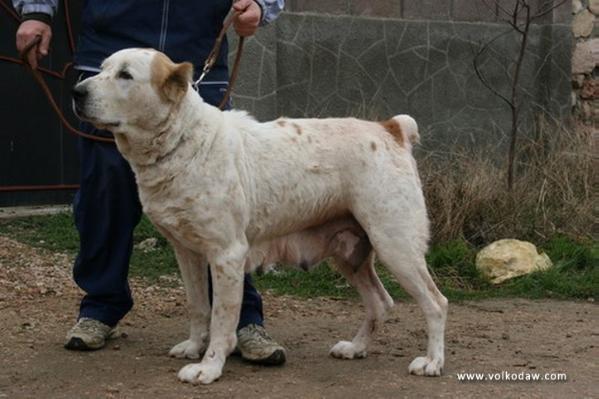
left=13, top=0, right=57, bottom=23
left=233, top=0, right=285, bottom=37
left=254, top=0, right=284, bottom=25
left=12, top=0, right=57, bottom=69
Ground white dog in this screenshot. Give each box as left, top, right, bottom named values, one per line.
left=72, top=48, right=448, bottom=384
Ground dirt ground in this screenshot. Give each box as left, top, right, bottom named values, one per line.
left=0, top=236, right=597, bottom=399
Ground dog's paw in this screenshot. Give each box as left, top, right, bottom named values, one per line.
left=408, top=356, right=443, bottom=376
left=177, top=362, right=222, bottom=385
left=169, top=339, right=207, bottom=359
left=329, top=340, right=367, bottom=359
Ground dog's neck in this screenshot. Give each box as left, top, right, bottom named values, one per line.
left=114, top=87, right=224, bottom=189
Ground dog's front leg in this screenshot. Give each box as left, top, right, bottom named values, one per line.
left=169, top=244, right=210, bottom=359
left=178, top=240, right=247, bottom=385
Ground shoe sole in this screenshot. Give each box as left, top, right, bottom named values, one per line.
left=64, top=337, right=104, bottom=351
left=241, top=348, right=286, bottom=366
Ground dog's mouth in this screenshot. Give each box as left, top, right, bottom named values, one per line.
left=72, top=102, right=121, bottom=129
left=95, top=120, right=121, bottom=129
left=72, top=100, right=85, bottom=118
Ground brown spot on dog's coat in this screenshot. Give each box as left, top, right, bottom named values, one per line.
left=151, top=52, right=193, bottom=104
left=370, top=142, right=377, bottom=151
left=379, top=118, right=405, bottom=147
left=292, top=123, right=302, bottom=135
left=369, top=319, right=377, bottom=334
left=277, top=120, right=286, bottom=127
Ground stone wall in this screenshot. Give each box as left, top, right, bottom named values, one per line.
left=230, top=1, right=573, bottom=146
left=571, top=0, right=598, bottom=125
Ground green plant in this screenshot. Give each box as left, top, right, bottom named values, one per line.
left=1, top=211, right=596, bottom=301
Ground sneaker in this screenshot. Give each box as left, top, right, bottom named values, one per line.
left=236, top=324, right=286, bottom=366
left=64, top=318, right=118, bottom=351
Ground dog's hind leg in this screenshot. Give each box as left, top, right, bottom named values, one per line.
left=385, top=249, right=447, bottom=376
left=329, top=247, right=394, bottom=360
left=364, top=219, right=447, bottom=376
left=351, top=174, right=447, bottom=376
left=168, top=244, right=210, bottom=360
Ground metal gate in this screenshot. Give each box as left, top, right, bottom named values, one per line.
left=0, top=0, right=83, bottom=207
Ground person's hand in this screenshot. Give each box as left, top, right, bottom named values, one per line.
left=16, top=20, right=52, bottom=69
left=233, top=0, right=262, bottom=37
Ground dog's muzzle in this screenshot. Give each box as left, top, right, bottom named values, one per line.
left=71, top=84, right=88, bottom=117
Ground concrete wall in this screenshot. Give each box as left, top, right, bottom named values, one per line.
left=230, top=0, right=572, bottom=146
left=285, top=0, right=570, bottom=22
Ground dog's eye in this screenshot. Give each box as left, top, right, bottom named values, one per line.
left=117, top=70, right=133, bottom=80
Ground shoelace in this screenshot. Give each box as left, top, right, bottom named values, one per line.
left=76, top=318, right=107, bottom=332
left=242, top=325, right=271, bottom=343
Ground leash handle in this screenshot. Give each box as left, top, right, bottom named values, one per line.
left=19, top=34, right=42, bottom=62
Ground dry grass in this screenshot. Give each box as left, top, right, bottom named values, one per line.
left=418, top=123, right=596, bottom=245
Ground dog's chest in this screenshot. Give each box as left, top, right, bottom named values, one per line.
left=144, top=202, right=212, bottom=251
left=139, top=178, right=245, bottom=251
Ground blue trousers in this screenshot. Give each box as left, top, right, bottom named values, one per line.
left=72, top=80, right=263, bottom=328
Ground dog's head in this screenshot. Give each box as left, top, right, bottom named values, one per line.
left=72, top=48, right=193, bottom=133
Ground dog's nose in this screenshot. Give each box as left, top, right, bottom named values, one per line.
left=72, top=84, right=88, bottom=103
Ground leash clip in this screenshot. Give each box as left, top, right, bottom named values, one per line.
left=192, top=69, right=207, bottom=91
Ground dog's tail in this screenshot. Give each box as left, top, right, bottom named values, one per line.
left=380, top=114, right=420, bottom=151
left=392, top=114, right=422, bottom=187
left=393, top=114, right=420, bottom=146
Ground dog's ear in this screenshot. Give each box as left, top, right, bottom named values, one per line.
left=152, top=53, right=193, bottom=103
left=163, top=61, right=193, bottom=103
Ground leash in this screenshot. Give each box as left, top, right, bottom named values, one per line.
left=1, top=3, right=245, bottom=144
left=195, top=9, right=245, bottom=110
left=20, top=36, right=116, bottom=143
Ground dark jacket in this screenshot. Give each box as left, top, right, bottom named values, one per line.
left=76, top=0, right=232, bottom=82
left=13, top=0, right=234, bottom=82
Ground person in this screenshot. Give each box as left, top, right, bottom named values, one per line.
left=13, top=0, right=286, bottom=365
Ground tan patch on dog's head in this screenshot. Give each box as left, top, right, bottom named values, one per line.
left=379, top=118, right=405, bottom=147
left=151, top=52, right=193, bottom=104
left=277, top=119, right=286, bottom=127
